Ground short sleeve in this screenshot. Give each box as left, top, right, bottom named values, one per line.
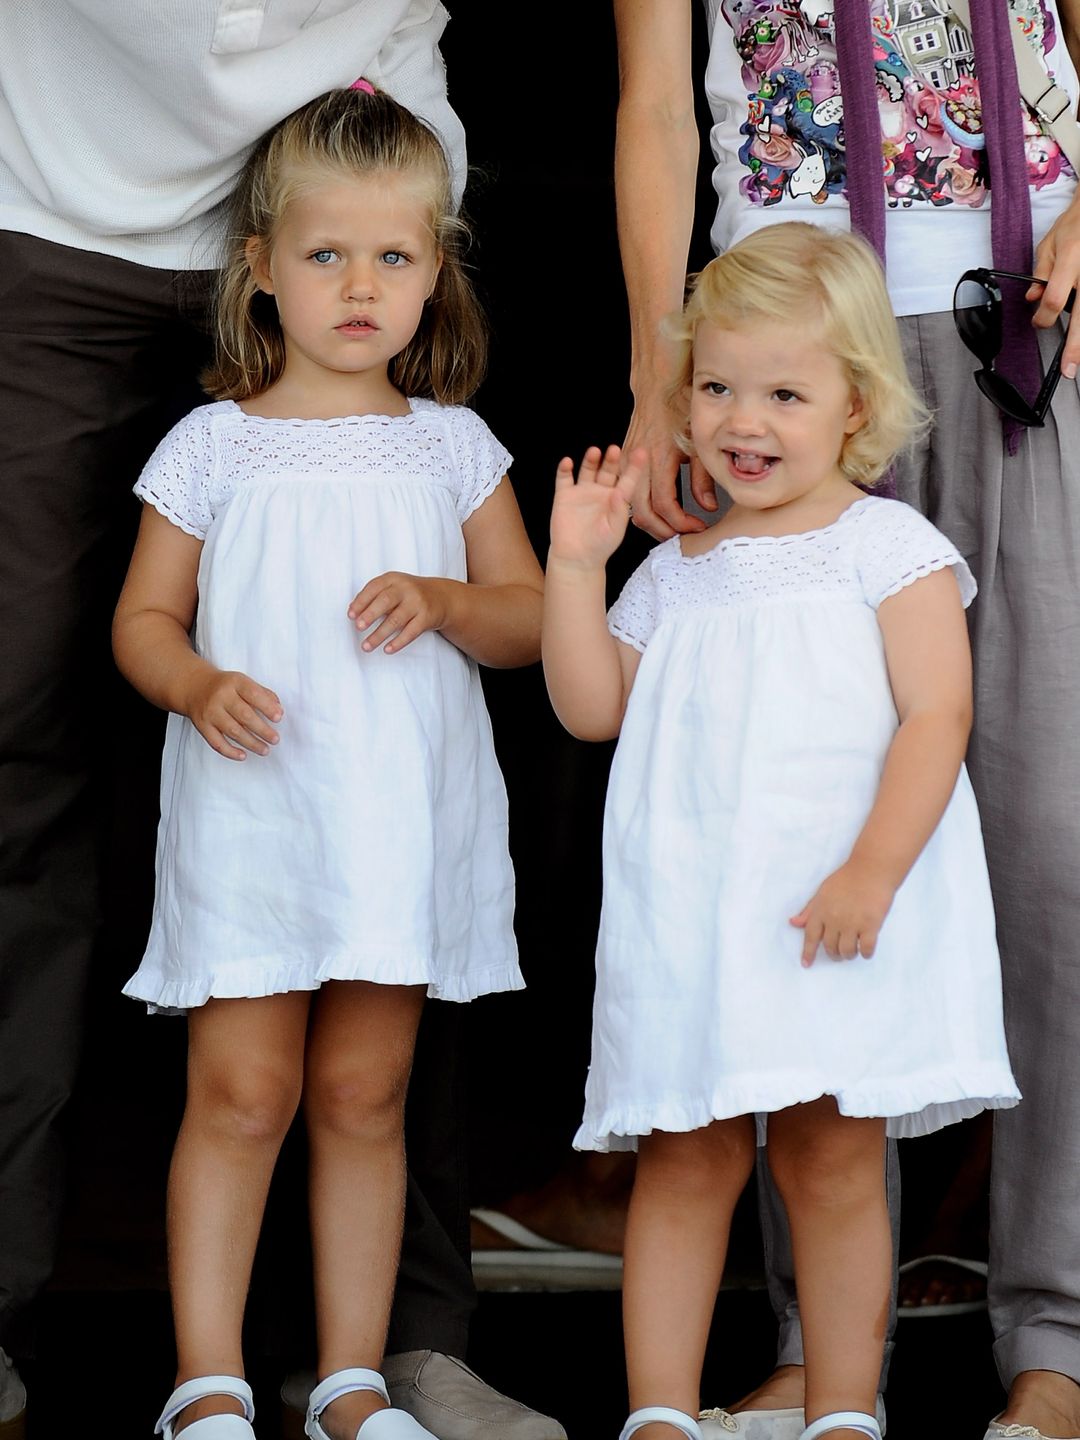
left=441, top=406, right=513, bottom=522
left=856, top=498, right=977, bottom=610
left=133, top=407, right=216, bottom=539
left=608, top=552, right=660, bottom=652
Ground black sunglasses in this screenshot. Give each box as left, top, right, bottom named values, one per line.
left=952, top=267, right=1075, bottom=427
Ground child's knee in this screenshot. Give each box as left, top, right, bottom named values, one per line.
left=188, top=1059, right=303, bottom=1144
left=638, top=1117, right=756, bottom=1198
left=303, top=1062, right=409, bottom=1142
left=767, top=1111, right=886, bottom=1210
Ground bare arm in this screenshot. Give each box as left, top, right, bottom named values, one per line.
left=347, top=477, right=544, bottom=668
left=1028, top=0, right=1080, bottom=374
left=614, top=0, right=716, bottom=537
left=112, top=505, right=284, bottom=761
left=791, top=568, right=973, bottom=964
left=542, top=446, right=644, bottom=739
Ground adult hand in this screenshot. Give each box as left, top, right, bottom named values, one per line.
left=622, top=392, right=717, bottom=539
left=549, top=444, right=645, bottom=569
left=1029, top=189, right=1080, bottom=378
left=184, top=668, right=283, bottom=761
left=348, top=573, right=452, bottom=654
left=789, top=860, right=895, bottom=967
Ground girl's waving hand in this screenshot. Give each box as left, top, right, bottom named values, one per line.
left=543, top=446, right=648, bottom=742
left=549, top=445, right=646, bottom=569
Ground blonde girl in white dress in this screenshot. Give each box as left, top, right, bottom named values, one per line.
left=113, top=86, right=543, bottom=1440
left=541, top=223, right=1018, bottom=1440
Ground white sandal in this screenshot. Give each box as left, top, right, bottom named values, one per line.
left=155, top=1376, right=255, bottom=1439
left=304, top=1369, right=437, bottom=1438
left=620, top=1407, right=705, bottom=1440
left=801, top=1414, right=881, bottom=1440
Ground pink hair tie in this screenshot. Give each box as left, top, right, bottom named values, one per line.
left=349, top=78, right=375, bottom=94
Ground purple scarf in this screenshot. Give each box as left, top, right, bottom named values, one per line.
left=834, top=0, right=1038, bottom=453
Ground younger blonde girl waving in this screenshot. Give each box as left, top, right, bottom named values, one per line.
left=542, top=222, right=1018, bottom=1440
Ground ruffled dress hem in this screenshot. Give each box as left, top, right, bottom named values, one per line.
left=123, top=955, right=524, bottom=1015
left=574, top=1067, right=1021, bottom=1150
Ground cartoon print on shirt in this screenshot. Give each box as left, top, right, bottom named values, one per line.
left=741, top=63, right=845, bottom=203
left=728, top=0, right=1072, bottom=210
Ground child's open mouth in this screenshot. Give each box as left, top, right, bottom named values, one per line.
left=727, top=450, right=777, bottom=480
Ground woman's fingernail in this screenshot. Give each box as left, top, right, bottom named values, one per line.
left=1065, top=362, right=1077, bottom=380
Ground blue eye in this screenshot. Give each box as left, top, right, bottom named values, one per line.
left=310, top=249, right=337, bottom=265
left=382, top=251, right=409, bottom=267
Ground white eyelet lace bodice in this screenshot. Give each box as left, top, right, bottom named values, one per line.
left=133, top=397, right=508, bottom=539
left=608, top=496, right=975, bottom=652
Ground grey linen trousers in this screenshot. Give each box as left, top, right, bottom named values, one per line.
left=896, top=310, right=1080, bottom=1389
left=760, top=310, right=1080, bottom=1391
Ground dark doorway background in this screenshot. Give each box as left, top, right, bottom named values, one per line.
left=442, top=4, right=716, bottom=1202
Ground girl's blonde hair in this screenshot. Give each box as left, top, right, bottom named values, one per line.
left=667, top=222, right=928, bottom=486
left=202, top=86, right=487, bottom=405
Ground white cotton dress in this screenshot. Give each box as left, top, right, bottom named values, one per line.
left=122, top=398, right=524, bottom=1012
left=574, top=496, right=1020, bottom=1149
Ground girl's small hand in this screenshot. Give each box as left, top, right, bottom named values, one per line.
left=185, top=668, right=283, bottom=761
left=549, top=444, right=648, bottom=569
left=348, top=572, right=450, bottom=653
left=789, top=861, right=896, bottom=968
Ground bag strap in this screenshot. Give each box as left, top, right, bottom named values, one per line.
left=950, top=0, right=1080, bottom=175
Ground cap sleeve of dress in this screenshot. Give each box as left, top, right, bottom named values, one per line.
left=132, top=406, right=216, bottom=540
left=856, top=497, right=977, bottom=610
left=607, top=550, right=660, bottom=652
left=441, top=405, right=513, bottom=523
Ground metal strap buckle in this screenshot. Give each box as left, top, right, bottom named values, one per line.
left=1034, top=82, right=1072, bottom=125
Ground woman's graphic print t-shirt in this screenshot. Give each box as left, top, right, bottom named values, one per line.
left=702, top=0, right=1079, bottom=314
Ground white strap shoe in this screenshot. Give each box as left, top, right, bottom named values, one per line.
left=305, top=1369, right=437, bottom=1438
left=155, top=1376, right=255, bottom=1439
left=801, top=1414, right=881, bottom=1440
left=620, top=1407, right=705, bottom=1440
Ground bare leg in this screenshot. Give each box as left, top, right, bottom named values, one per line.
left=305, top=981, right=427, bottom=1440
left=169, top=992, right=311, bottom=1431
left=767, top=1100, right=890, bottom=1440
left=998, top=1372, right=1080, bottom=1438
left=623, top=1119, right=757, bottom=1440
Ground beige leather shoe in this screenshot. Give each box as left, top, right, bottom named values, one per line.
left=383, top=1352, right=567, bottom=1440
left=283, top=1353, right=567, bottom=1440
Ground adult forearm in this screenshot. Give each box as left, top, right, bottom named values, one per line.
left=616, top=95, right=699, bottom=400
left=1058, top=0, right=1080, bottom=81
